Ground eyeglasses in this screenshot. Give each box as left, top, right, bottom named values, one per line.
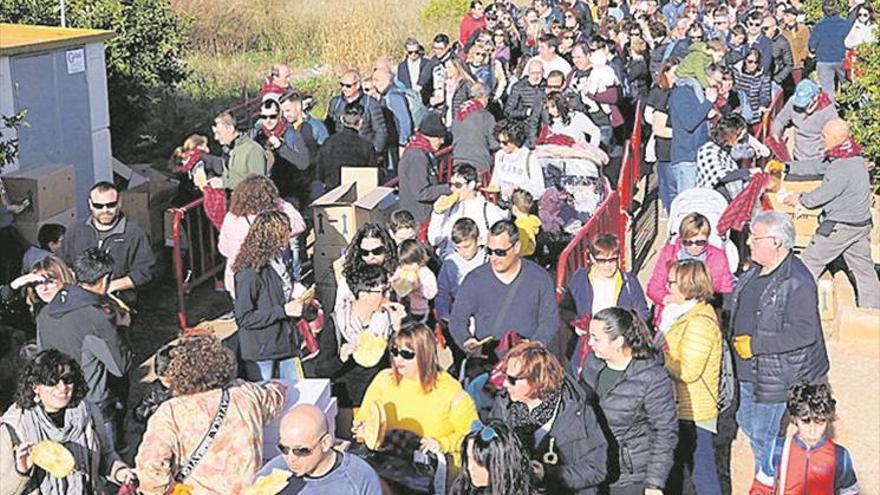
left=486, top=245, right=515, bottom=257
left=90, top=200, right=118, bottom=210
left=261, top=113, right=279, bottom=120
left=433, top=44, right=447, bottom=51
left=745, top=59, right=759, bottom=64
left=45, top=374, right=77, bottom=387
left=666, top=279, right=678, bottom=288
left=762, top=25, right=774, bottom=31
left=339, top=82, right=357, bottom=88
left=278, top=433, right=327, bottom=457
left=407, top=50, right=420, bottom=55
left=565, top=13, right=576, bottom=18
left=681, top=239, right=708, bottom=247
left=471, top=420, right=498, bottom=442
left=748, top=22, right=762, bottom=27
left=592, top=256, right=619, bottom=264
left=359, top=246, right=386, bottom=257
left=505, top=373, right=526, bottom=385
left=749, top=235, right=778, bottom=243
left=498, top=138, right=510, bottom=145
left=450, top=181, right=468, bottom=189
left=389, top=346, right=416, bottom=360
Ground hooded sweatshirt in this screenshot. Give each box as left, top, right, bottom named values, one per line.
left=36, top=285, right=132, bottom=413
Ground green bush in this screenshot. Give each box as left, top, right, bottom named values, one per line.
left=839, top=41, right=880, bottom=190
left=420, top=0, right=468, bottom=25
left=0, top=0, right=190, bottom=158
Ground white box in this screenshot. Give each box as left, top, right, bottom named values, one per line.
left=263, top=379, right=334, bottom=459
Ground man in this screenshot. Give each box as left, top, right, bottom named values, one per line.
left=397, top=37, right=432, bottom=92
left=523, top=34, right=572, bottom=78
left=745, top=12, right=773, bottom=75
left=372, top=67, right=413, bottom=172
left=505, top=59, right=546, bottom=143
left=452, top=83, right=498, bottom=172
left=37, top=247, right=133, bottom=449
left=809, top=0, right=851, bottom=101
left=729, top=211, right=829, bottom=475
left=261, top=63, right=293, bottom=98
left=397, top=113, right=450, bottom=223
left=212, top=111, right=267, bottom=190
left=761, top=17, right=794, bottom=95
left=325, top=70, right=388, bottom=155
left=783, top=119, right=879, bottom=309
left=316, top=106, right=377, bottom=191
left=450, top=220, right=560, bottom=361
left=256, top=404, right=382, bottom=494
left=535, top=0, right=563, bottom=31
left=426, top=34, right=454, bottom=106
left=459, top=0, right=487, bottom=46
left=255, top=96, right=311, bottom=207
left=661, top=0, right=686, bottom=26
left=781, top=7, right=810, bottom=84
left=60, top=182, right=155, bottom=307
left=428, top=164, right=506, bottom=259
left=770, top=79, right=839, bottom=161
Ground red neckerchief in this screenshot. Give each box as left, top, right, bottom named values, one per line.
left=455, top=99, right=485, bottom=122
left=262, top=117, right=290, bottom=139
left=536, top=125, right=577, bottom=146
left=814, top=91, right=833, bottom=112
left=405, top=131, right=435, bottom=153
left=824, top=136, right=863, bottom=161
left=179, top=148, right=205, bottom=173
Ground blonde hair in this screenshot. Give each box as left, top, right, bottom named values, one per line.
left=679, top=212, right=711, bottom=239
left=174, top=134, right=209, bottom=160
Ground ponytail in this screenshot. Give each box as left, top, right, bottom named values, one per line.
left=592, top=307, right=656, bottom=359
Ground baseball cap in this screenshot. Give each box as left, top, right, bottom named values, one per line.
left=792, top=79, right=820, bottom=110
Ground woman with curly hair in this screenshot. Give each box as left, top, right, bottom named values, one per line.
left=334, top=222, right=398, bottom=316
left=0, top=350, right=135, bottom=494
left=450, top=421, right=537, bottom=495
left=233, top=210, right=306, bottom=381
left=218, top=175, right=306, bottom=296
left=135, top=335, right=286, bottom=494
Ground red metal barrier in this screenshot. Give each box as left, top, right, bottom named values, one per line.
left=619, top=102, right=643, bottom=213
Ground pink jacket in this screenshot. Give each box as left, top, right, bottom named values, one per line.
left=218, top=199, right=306, bottom=293
left=647, top=239, right=734, bottom=318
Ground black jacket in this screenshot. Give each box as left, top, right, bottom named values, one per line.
left=770, top=33, right=794, bottom=85
left=729, top=254, right=829, bottom=403
left=316, top=128, right=378, bottom=190
left=58, top=215, right=155, bottom=306
left=579, top=353, right=678, bottom=490
left=36, top=285, right=132, bottom=414
left=397, top=146, right=451, bottom=223
left=451, top=107, right=499, bottom=172
left=504, top=79, right=546, bottom=141
left=251, top=123, right=312, bottom=200
left=325, top=92, right=389, bottom=153
left=489, top=375, right=608, bottom=495
left=233, top=265, right=300, bottom=362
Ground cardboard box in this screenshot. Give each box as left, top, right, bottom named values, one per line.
left=15, top=208, right=78, bottom=246
left=817, top=279, right=836, bottom=321
left=312, top=168, right=397, bottom=248
left=313, top=245, right=346, bottom=279
left=3, top=164, right=75, bottom=223
left=768, top=179, right=822, bottom=249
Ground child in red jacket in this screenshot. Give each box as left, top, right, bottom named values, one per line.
left=751, top=383, right=860, bottom=495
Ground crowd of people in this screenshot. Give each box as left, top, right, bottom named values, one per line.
left=0, top=0, right=877, bottom=492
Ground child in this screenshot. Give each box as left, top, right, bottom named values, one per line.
left=750, top=383, right=859, bottom=495
left=435, top=218, right=488, bottom=321
left=389, top=209, right=419, bottom=245
left=134, top=342, right=176, bottom=423
left=391, top=239, right=438, bottom=323
left=510, top=188, right=542, bottom=258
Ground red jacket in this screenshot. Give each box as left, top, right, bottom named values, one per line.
left=751, top=435, right=860, bottom=495
left=459, top=13, right=486, bottom=46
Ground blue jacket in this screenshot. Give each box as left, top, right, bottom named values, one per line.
left=809, top=16, right=851, bottom=63
left=380, top=88, right=414, bottom=146
left=662, top=1, right=686, bottom=26
left=749, top=35, right=774, bottom=74
left=669, top=77, right=713, bottom=164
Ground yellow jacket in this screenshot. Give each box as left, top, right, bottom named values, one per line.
left=355, top=369, right=478, bottom=466
left=662, top=302, right=722, bottom=422
left=515, top=214, right=542, bottom=256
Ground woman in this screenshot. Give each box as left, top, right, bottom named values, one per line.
left=734, top=48, right=771, bottom=127
left=489, top=120, right=545, bottom=201
left=580, top=307, right=678, bottom=495
left=2, top=256, right=74, bottom=317
left=450, top=421, right=536, bottom=495
left=558, top=29, right=577, bottom=64
left=696, top=114, right=754, bottom=200
left=581, top=49, right=624, bottom=147
left=218, top=175, right=306, bottom=296
left=135, top=335, right=285, bottom=494
left=488, top=341, right=607, bottom=495
left=647, top=212, right=735, bottom=325
left=563, top=8, right=589, bottom=43
left=0, top=350, right=135, bottom=494
left=712, top=67, right=742, bottom=122
left=657, top=260, right=723, bottom=495
left=644, top=61, right=676, bottom=212
left=845, top=5, right=876, bottom=48
left=433, top=58, right=476, bottom=126
left=560, top=234, right=650, bottom=375
left=493, top=29, right=512, bottom=73
left=233, top=210, right=305, bottom=381
left=625, top=37, right=650, bottom=101
left=335, top=223, right=398, bottom=316
left=169, top=134, right=224, bottom=206
left=544, top=92, right=602, bottom=146
left=354, top=324, right=478, bottom=466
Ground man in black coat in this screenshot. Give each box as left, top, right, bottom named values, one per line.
left=396, top=113, right=450, bottom=223
left=504, top=59, right=546, bottom=144
left=397, top=37, right=434, bottom=92
left=325, top=70, right=388, bottom=155
left=316, top=106, right=378, bottom=191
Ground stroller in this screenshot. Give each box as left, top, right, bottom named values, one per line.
left=668, top=187, right=740, bottom=273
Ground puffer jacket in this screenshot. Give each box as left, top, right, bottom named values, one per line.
left=661, top=302, right=722, bottom=422
left=489, top=375, right=608, bottom=495
left=580, top=353, right=678, bottom=489
left=729, top=254, right=830, bottom=403
left=325, top=92, right=389, bottom=153
left=769, top=33, right=794, bottom=85
left=504, top=79, right=546, bottom=141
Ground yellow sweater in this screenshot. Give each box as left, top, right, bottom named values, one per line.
left=515, top=214, right=542, bottom=256
left=355, top=369, right=478, bottom=466
left=662, top=302, right=722, bottom=422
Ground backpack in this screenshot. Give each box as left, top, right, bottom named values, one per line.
left=716, top=337, right=737, bottom=413
left=398, top=87, right=429, bottom=128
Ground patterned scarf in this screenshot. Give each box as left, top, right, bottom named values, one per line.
left=507, top=390, right=561, bottom=447
left=179, top=148, right=205, bottom=173
left=824, top=136, right=862, bottom=161
left=455, top=99, right=485, bottom=122
left=262, top=117, right=290, bottom=139
left=405, top=131, right=435, bottom=154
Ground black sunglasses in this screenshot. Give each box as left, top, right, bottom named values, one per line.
left=682, top=239, right=709, bottom=247
left=407, top=50, right=420, bottom=55
left=262, top=113, right=279, bottom=120
left=506, top=373, right=525, bottom=385
left=90, top=200, right=118, bottom=210
left=486, top=245, right=515, bottom=257
left=592, top=255, right=619, bottom=264
left=278, top=433, right=326, bottom=457
left=339, top=82, right=357, bottom=88
left=46, top=373, right=77, bottom=387
left=359, top=246, right=386, bottom=257
left=389, top=345, right=416, bottom=360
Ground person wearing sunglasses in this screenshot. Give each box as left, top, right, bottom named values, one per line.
left=397, top=37, right=431, bottom=92
left=58, top=181, right=155, bottom=309
left=761, top=17, right=794, bottom=94
left=2, top=255, right=74, bottom=324
left=251, top=97, right=311, bottom=209
left=2, top=350, right=136, bottom=495
left=647, top=212, right=734, bottom=327
left=734, top=47, right=772, bottom=127
left=845, top=4, right=876, bottom=48
left=744, top=12, right=772, bottom=73
left=354, top=324, right=478, bottom=467
left=450, top=421, right=537, bottom=494
left=489, top=120, right=545, bottom=202
left=450, top=220, right=559, bottom=375
left=580, top=307, right=677, bottom=495
left=560, top=234, right=649, bottom=376
left=334, top=223, right=398, bottom=315
left=655, top=260, right=725, bottom=495
left=487, top=341, right=607, bottom=495
left=256, top=404, right=382, bottom=495
left=325, top=69, right=388, bottom=156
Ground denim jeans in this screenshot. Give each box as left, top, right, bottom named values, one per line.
left=817, top=62, right=846, bottom=102
left=736, top=382, right=787, bottom=473
left=657, top=161, right=676, bottom=213
left=669, top=421, right=722, bottom=495
left=666, top=160, right=698, bottom=210
left=256, top=357, right=298, bottom=382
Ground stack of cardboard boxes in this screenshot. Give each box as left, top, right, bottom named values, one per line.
left=3, top=164, right=77, bottom=245
left=311, top=168, right=397, bottom=309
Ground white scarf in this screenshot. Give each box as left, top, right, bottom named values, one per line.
left=658, top=299, right=698, bottom=337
